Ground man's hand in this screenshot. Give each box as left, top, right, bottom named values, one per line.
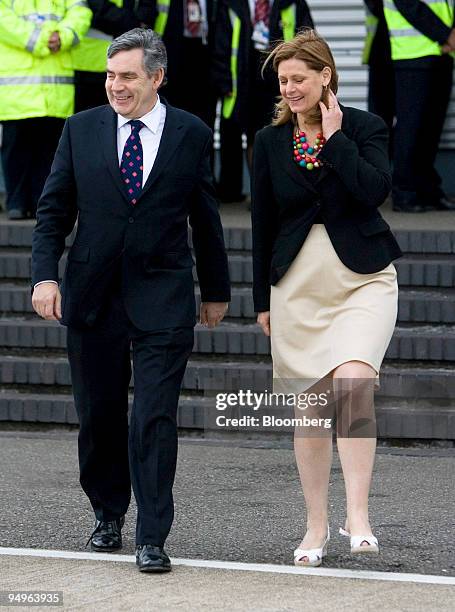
left=32, top=282, right=62, bottom=320
left=48, top=31, right=61, bottom=53
left=257, top=311, right=270, bottom=336
left=199, top=302, right=228, bottom=328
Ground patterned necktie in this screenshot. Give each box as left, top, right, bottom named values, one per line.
left=254, top=0, right=270, bottom=25
left=120, top=119, right=144, bottom=205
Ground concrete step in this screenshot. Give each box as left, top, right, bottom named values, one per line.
left=2, top=250, right=455, bottom=288
left=2, top=284, right=455, bottom=324
left=1, top=353, right=455, bottom=400
left=2, top=319, right=455, bottom=361
left=0, top=388, right=453, bottom=440
left=3, top=221, right=455, bottom=254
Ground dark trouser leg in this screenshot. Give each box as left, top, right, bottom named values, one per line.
left=1, top=119, right=33, bottom=213
left=392, top=66, right=427, bottom=206
left=130, top=326, right=194, bottom=546
left=218, top=117, right=244, bottom=200
left=176, top=39, right=217, bottom=129
left=66, top=293, right=132, bottom=521
left=417, top=55, right=453, bottom=204
left=392, top=60, right=451, bottom=207
left=29, top=117, right=65, bottom=214
left=368, top=59, right=395, bottom=132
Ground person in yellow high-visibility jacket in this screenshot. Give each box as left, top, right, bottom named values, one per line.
left=0, top=0, right=91, bottom=219
left=72, top=0, right=156, bottom=112
left=384, top=0, right=455, bottom=212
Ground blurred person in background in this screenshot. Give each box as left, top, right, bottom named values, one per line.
left=0, top=0, right=91, bottom=220
left=126, top=0, right=219, bottom=131
left=73, top=0, right=156, bottom=112
left=211, top=0, right=313, bottom=202
left=363, top=1, right=394, bottom=137
left=384, top=0, right=455, bottom=212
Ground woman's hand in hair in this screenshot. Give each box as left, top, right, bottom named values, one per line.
left=319, top=90, right=343, bottom=141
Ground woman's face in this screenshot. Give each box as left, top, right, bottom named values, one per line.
left=278, top=58, right=331, bottom=117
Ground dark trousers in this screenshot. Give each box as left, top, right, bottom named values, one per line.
left=217, top=46, right=276, bottom=200
left=74, top=71, right=108, bottom=113
left=368, top=58, right=395, bottom=133
left=1, top=117, right=64, bottom=215
left=162, top=38, right=216, bottom=129
left=66, top=289, right=194, bottom=545
left=392, top=55, right=453, bottom=207
left=368, top=16, right=395, bottom=134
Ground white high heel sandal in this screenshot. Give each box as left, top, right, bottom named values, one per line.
left=339, top=527, right=379, bottom=554
left=294, top=526, right=330, bottom=567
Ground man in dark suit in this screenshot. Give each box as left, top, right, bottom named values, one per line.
left=31, top=28, right=230, bottom=573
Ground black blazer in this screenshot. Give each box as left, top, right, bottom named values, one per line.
left=251, top=105, right=402, bottom=312
left=31, top=100, right=230, bottom=330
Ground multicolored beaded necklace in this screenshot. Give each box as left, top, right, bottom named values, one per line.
left=293, top=128, right=326, bottom=171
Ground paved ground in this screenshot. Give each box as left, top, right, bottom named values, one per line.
left=1, top=431, right=454, bottom=609
left=2, top=554, right=454, bottom=612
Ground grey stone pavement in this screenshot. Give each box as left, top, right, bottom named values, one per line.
left=0, top=430, right=454, bottom=610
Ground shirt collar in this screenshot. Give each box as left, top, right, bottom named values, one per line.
left=117, top=94, right=162, bottom=133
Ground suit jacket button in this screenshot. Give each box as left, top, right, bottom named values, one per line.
left=128, top=217, right=134, bottom=223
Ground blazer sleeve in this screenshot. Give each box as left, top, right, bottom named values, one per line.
left=393, top=0, right=451, bottom=45
left=31, top=120, right=78, bottom=287
left=316, top=113, right=392, bottom=209
left=189, top=132, right=231, bottom=303
left=251, top=131, right=279, bottom=312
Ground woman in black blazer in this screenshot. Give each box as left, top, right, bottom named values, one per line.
left=251, top=30, right=402, bottom=567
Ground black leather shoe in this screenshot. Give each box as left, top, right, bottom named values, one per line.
left=136, top=545, right=171, bottom=573
left=7, top=209, right=26, bottom=220
left=436, top=196, right=455, bottom=211
left=86, top=516, right=125, bottom=551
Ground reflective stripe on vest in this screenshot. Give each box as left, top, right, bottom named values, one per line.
left=280, top=4, right=296, bottom=42
left=384, top=0, right=454, bottom=60
left=0, top=76, right=74, bottom=85
left=222, top=9, right=241, bottom=120
left=362, top=7, right=379, bottom=64
left=154, top=0, right=171, bottom=36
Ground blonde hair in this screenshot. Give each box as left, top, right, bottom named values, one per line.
left=263, top=29, right=339, bottom=126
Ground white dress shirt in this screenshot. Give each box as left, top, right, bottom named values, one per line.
left=117, top=95, right=166, bottom=186
left=34, top=96, right=167, bottom=289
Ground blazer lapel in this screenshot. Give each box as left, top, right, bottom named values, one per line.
left=97, top=106, right=130, bottom=204
left=277, top=122, right=319, bottom=195
left=138, top=103, right=185, bottom=200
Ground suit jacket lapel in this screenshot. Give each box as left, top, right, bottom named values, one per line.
left=97, top=106, right=130, bottom=204
left=139, top=103, right=185, bottom=200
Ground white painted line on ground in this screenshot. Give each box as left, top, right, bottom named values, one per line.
left=1, top=547, right=454, bottom=586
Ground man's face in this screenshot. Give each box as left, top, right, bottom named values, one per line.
left=106, top=48, right=164, bottom=118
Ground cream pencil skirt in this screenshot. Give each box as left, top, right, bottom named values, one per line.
left=270, top=224, right=398, bottom=389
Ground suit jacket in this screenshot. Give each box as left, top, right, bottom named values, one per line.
left=31, top=100, right=231, bottom=330
left=251, top=105, right=402, bottom=312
